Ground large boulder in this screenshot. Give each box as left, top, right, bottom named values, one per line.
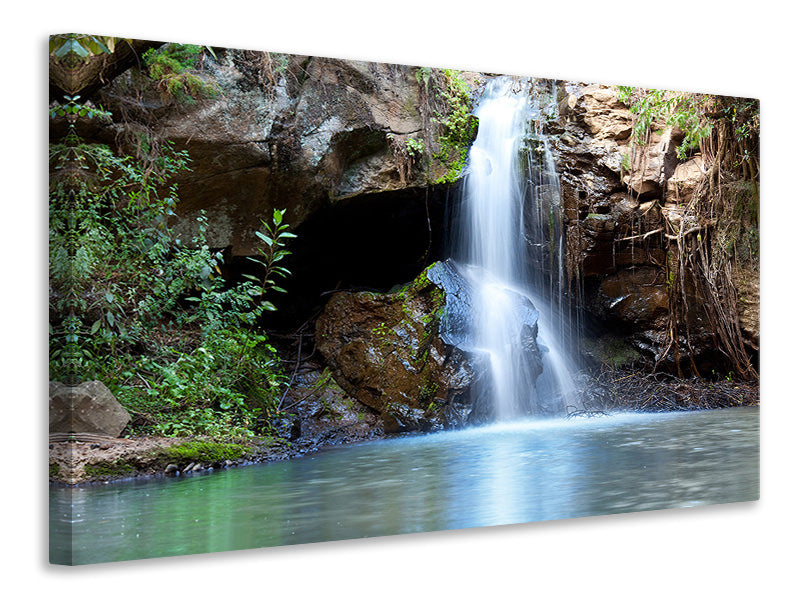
left=623, top=126, right=684, bottom=196
left=665, top=156, right=706, bottom=205
left=315, top=260, right=544, bottom=431
left=49, top=380, right=131, bottom=437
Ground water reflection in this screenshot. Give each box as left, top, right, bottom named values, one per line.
left=50, top=407, right=759, bottom=565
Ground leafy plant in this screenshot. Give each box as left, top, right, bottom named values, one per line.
left=414, top=67, right=477, bottom=184
left=432, top=69, right=477, bottom=182
left=49, top=90, right=298, bottom=438
left=405, top=137, right=425, bottom=157
left=142, top=43, right=218, bottom=104
left=616, top=87, right=712, bottom=159
left=49, top=34, right=124, bottom=66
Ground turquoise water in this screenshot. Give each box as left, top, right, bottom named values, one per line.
left=49, top=407, right=759, bottom=565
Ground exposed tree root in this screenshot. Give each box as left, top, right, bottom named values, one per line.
left=569, top=367, right=759, bottom=415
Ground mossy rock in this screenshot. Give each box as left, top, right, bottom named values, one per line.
left=83, top=459, right=136, bottom=479
left=581, top=335, right=641, bottom=368
left=151, top=440, right=251, bottom=464
left=316, top=259, right=532, bottom=431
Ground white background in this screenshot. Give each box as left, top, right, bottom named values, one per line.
left=4, top=2, right=795, bottom=597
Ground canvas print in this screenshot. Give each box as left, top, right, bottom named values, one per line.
left=48, top=34, right=760, bottom=566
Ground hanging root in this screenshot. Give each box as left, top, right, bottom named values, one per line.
left=614, top=94, right=759, bottom=380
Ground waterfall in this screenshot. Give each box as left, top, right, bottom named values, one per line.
left=452, top=77, right=578, bottom=420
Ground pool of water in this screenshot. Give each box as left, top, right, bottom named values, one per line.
left=49, top=407, right=759, bottom=565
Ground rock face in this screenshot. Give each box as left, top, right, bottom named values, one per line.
left=550, top=81, right=758, bottom=367
left=49, top=380, right=131, bottom=437
left=315, top=260, right=543, bottom=432
left=99, top=51, right=474, bottom=256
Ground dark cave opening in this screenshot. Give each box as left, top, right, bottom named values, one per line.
left=247, top=183, right=459, bottom=332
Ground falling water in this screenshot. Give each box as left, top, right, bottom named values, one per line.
left=453, top=77, right=578, bottom=420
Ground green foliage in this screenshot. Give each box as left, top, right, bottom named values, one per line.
left=241, top=209, right=297, bottom=319
left=49, top=98, right=298, bottom=440
left=415, top=66, right=432, bottom=87
left=432, top=69, right=477, bottom=183
left=617, top=86, right=712, bottom=159
left=405, top=137, right=425, bottom=157
left=619, top=150, right=631, bottom=177
left=49, top=95, right=112, bottom=121
left=414, top=67, right=477, bottom=183
left=142, top=43, right=217, bottom=104
left=49, top=34, right=122, bottom=66
left=49, top=128, right=201, bottom=380
left=118, top=328, right=285, bottom=439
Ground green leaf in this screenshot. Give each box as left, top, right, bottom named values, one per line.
left=85, top=37, right=111, bottom=55
left=90, top=320, right=102, bottom=335
left=273, top=209, right=284, bottom=225
left=254, top=231, right=274, bottom=246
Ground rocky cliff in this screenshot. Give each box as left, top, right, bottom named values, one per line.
left=549, top=82, right=758, bottom=372
left=95, top=50, right=475, bottom=255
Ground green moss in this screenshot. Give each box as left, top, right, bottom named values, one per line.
left=49, top=463, right=60, bottom=478
left=142, top=43, right=218, bottom=104
left=84, top=459, right=135, bottom=478
left=419, top=381, right=440, bottom=404
left=153, top=440, right=250, bottom=463
left=431, top=70, right=477, bottom=184
left=414, top=68, right=476, bottom=184
left=583, top=336, right=640, bottom=368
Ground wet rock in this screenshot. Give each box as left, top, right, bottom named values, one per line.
left=316, top=259, right=543, bottom=430
left=382, top=402, right=431, bottom=433
left=278, top=365, right=385, bottom=449
left=586, top=265, right=717, bottom=367
left=49, top=380, right=131, bottom=437
left=596, top=268, right=669, bottom=326
left=165, top=464, right=179, bottom=476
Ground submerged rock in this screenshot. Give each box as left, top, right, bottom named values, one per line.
left=315, top=260, right=544, bottom=432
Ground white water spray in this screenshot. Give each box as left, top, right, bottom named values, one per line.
left=455, top=77, right=578, bottom=420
